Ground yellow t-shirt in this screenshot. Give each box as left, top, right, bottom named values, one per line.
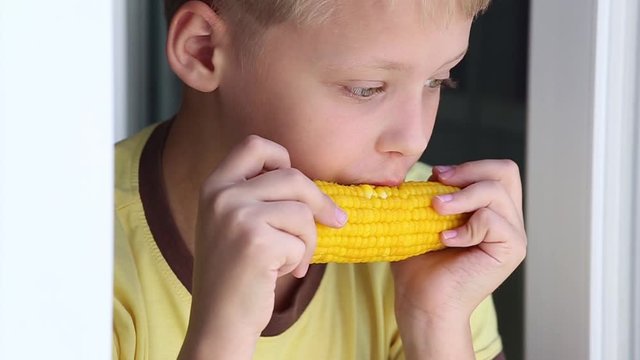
left=113, top=123, right=503, bottom=359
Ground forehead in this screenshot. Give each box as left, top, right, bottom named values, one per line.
left=260, top=0, right=472, bottom=73
left=327, top=0, right=470, bottom=43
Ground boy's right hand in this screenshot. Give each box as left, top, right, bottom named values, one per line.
left=179, top=135, right=346, bottom=360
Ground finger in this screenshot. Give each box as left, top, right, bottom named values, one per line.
left=441, top=208, right=526, bottom=266
left=230, top=168, right=348, bottom=229
left=257, top=201, right=319, bottom=278
left=432, top=160, right=523, bottom=212
left=244, top=226, right=307, bottom=279
left=432, top=180, right=523, bottom=226
left=210, top=135, right=292, bottom=185
left=272, top=231, right=309, bottom=278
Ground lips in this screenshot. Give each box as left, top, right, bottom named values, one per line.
left=346, top=166, right=411, bottom=187
left=363, top=178, right=405, bottom=187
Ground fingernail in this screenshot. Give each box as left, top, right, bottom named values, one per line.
left=434, top=165, right=455, bottom=180
left=436, top=194, right=454, bottom=203
left=442, top=230, right=458, bottom=241
left=434, top=165, right=453, bottom=173
left=301, top=264, right=309, bottom=277
left=335, top=207, right=348, bottom=226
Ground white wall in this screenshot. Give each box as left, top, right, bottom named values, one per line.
left=526, top=0, right=639, bottom=358
left=0, top=1, right=115, bottom=359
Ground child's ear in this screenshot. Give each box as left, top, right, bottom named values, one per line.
left=166, top=1, right=229, bottom=93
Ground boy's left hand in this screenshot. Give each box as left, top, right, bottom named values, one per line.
left=390, top=160, right=527, bottom=352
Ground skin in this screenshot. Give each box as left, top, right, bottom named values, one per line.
left=163, top=1, right=527, bottom=359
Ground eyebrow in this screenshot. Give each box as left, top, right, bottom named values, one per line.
left=328, top=48, right=469, bottom=73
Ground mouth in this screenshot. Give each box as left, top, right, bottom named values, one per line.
left=333, top=167, right=410, bottom=187
left=362, top=179, right=405, bottom=187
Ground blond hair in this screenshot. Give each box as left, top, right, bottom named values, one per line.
left=165, top=0, right=491, bottom=27
left=165, top=0, right=490, bottom=65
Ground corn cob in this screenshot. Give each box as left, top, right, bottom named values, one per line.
left=312, top=181, right=467, bottom=263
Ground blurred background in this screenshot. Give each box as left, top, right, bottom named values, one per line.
left=1, top=0, right=638, bottom=359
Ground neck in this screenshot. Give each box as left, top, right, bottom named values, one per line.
left=162, top=89, right=229, bottom=253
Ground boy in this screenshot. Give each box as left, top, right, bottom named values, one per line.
left=113, top=0, right=526, bottom=359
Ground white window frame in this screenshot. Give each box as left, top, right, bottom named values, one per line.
left=526, top=0, right=639, bottom=358
left=0, top=1, right=116, bottom=359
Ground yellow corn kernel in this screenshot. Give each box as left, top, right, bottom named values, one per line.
left=312, top=181, right=466, bottom=263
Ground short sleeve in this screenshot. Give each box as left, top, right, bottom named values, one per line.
left=470, top=295, right=503, bottom=360
left=113, top=297, right=136, bottom=360
left=405, top=162, right=432, bottom=182
left=112, top=212, right=142, bottom=360
left=389, top=329, right=404, bottom=360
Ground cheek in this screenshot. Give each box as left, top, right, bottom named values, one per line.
left=421, top=91, right=441, bottom=133
left=427, top=92, right=441, bottom=119
left=262, top=82, right=365, bottom=145
left=279, top=109, right=376, bottom=179
left=284, top=111, right=367, bottom=158
left=225, top=68, right=379, bottom=178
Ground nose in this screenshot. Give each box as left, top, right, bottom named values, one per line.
left=375, top=91, right=439, bottom=157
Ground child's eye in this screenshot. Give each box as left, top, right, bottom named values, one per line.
left=347, top=86, right=385, bottom=99
left=425, top=78, right=458, bottom=89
